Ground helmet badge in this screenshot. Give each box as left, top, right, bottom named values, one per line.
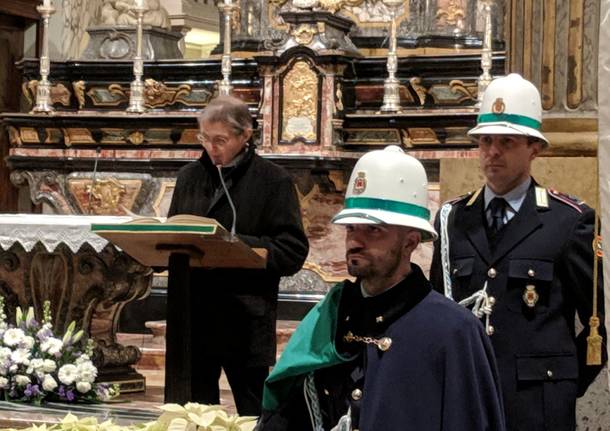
left=492, top=97, right=505, bottom=114
left=353, top=172, right=367, bottom=195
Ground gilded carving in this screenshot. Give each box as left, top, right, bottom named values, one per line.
left=404, top=128, right=440, bottom=146
left=318, top=0, right=365, bottom=14
left=22, top=80, right=72, bottom=108
left=449, top=79, right=477, bottom=101
left=282, top=61, right=318, bottom=141
left=87, top=178, right=127, bottom=214
left=19, top=128, right=41, bottom=144
left=63, top=128, right=96, bottom=147
left=128, top=131, right=145, bottom=145
left=409, top=77, right=428, bottom=105
left=436, top=0, right=466, bottom=27
left=143, top=79, right=192, bottom=108
left=73, top=80, right=86, bottom=109
left=7, top=126, right=21, bottom=146
left=87, top=82, right=208, bottom=108
left=67, top=177, right=142, bottom=215
left=292, top=24, right=316, bottom=45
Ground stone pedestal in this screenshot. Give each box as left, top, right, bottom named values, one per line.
left=82, top=26, right=183, bottom=60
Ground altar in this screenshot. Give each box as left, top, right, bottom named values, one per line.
left=0, top=214, right=152, bottom=392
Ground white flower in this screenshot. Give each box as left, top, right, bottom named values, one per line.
left=42, top=359, right=56, bottom=373
left=42, top=374, right=58, bottom=391
left=9, top=364, right=17, bottom=373
left=10, top=348, right=31, bottom=365
left=58, top=364, right=78, bottom=385
left=76, top=361, right=97, bottom=384
left=75, top=354, right=90, bottom=365
left=41, top=337, right=63, bottom=356
left=20, top=336, right=35, bottom=350
left=0, top=347, right=11, bottom=361
left=76, top=381, right=91, bottom=393
left=3, top=328, right=25, bottom=347
left=15, top=374, right=30, bottom=386
left=0, top=377, right=8, bottom=389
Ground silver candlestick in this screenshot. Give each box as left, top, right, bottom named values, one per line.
left=380, top=0, right=404, bottom=112
left=477, top=1, right=493, bottom=106
left=218, top=0, right=238, bottom=96
left=127, top=0, right=147, bottom=113
left=32, top=0, right=56, bottom=114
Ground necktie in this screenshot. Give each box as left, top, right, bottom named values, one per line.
left=488, top=197, right=507, bottom=233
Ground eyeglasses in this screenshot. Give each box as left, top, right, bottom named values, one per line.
left=197, top=133, right=229, bottom=147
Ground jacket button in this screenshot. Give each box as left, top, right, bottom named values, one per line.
left=528, top=269, right=535, bottom=277
left=351, top=388, right=362, bottom=400
left=547, top=370, right=553, bottom=378
left=487, top=268, right=497, bottom=278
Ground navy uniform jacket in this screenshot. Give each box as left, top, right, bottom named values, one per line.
left=430, top=182, right=606, bottom=431
left=258, top=265, right=506, bottom=431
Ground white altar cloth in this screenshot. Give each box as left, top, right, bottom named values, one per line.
left=0, top=214, right=133, bottom=253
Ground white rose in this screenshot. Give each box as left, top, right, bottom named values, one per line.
left=42, top=359, right=56, bottom=373
left=0, top=347, right=11, bottom=361
left=20, top=336, right=35, bottom=350
left=76, top=381, right=91, bottom=393
left=3, top=328, right=25, bottom=347
left=41, top=337, right=63, bottom=356
left=15, top=374, right=30, bottom=386
left=75, top=354, right=90, bottom=365
left=42, top=374, right=58, bottom=391
left=77, top=361, right=98, bottom=384
left=10, top=348, right=31, bottom=365
left=0, top=377, right=8, bottom=389
left=58, top=364, right=78, bottom=385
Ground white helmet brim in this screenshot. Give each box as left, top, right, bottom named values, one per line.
left=468, top=122, right=549, bottom=146
left=332, top=208, right=438, bottom=242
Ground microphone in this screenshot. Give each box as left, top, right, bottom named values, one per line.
left=216, top=165, right=237, bottom=241
left=87, top=146, right=101, bottom=215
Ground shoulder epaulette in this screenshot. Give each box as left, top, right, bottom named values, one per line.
left=547, top=188, right=584, bottom=213
left=441, top=188, right=482, bottom=208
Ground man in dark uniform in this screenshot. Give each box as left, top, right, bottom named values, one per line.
left=258, top=146, right=505, bottom=431
left=430, top=73, right=606, bottom=431
left=168, top=96, right=309, bottom=416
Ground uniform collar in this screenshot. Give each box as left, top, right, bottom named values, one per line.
left=484, top=177, right=532, bottom=213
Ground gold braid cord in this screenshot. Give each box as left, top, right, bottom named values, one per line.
left=587, top=166, right=603, bottom=366
left=344, top=331, right=392, bottom=352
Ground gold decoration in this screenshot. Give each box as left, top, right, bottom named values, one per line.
left=436, top=0, right=465, bottom=26
left=449, top=79, right=477, bottom=102
left=281, top=61, right=318, bottom=141
left=19, top=128, right=41, bottom=144
left=318, top=0, right=364, bottom=14
left=231, top=6, right=241, bottom=32
left=404, top=128, right=440, bottom=146
left=492, top=97, right=506, bottom=114
left=22, top=80, right=72, bottom=107
left=63, top=128, right=96, bottom=147
left=128, top=131, right=145, bottom=145
left=143, top=79, right=192, bottom=108
left=344, top=331, right=392, bottom=352
left=67, top=177, right=142, bottom=215
left=73, top=80, right=86, bottom=109
left=87, top=82, right=204, bottom=108
left=409, top=77, right=427, bottom=105
left=292, top=24, right=316, bottom=45
left=7, top=126, right=21, bottom=146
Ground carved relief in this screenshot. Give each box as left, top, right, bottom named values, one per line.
left=342, top=0, right=408, bottom=28
left=410, top=77, right=427, bottom=105
left=436, top=0, right=466, bottom=31
left=403, top=128, right=441, bottom=146
left=282, top=61, right=319, bottom=142
left=22, top=81, right=72, bottom=108
left=67, top=177, right=142, bottom=215
left=10, top=171, right=74, bottom=215
left=73, top=80, right=86, bottom=109
left=86, top=82, right=211, bottom=108
left=63, top=128, right=96, bottom=146
left=292, top=24, right=317, bottom=45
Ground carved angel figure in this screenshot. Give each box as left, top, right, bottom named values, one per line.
left=100, top=0, right=171, bottom=29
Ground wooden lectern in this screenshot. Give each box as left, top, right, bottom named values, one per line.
left=92, top=216, right=267, bottom=404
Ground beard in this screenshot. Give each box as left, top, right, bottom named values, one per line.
left=346, top=246, right=403, bottom=281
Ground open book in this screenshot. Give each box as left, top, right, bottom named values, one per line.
left=91, top=215, right=267, bottom=269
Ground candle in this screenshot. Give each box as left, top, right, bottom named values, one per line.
left=135, top=0, right=145, bottom=8
left=43, top=0, right=51, bottom=7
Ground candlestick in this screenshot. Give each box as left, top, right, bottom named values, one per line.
left=32, top=0, right=57, bottom=114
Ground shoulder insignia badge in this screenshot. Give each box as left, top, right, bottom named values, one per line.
left=466, top=187, right=483, bottom=207
left=548, top=188, right=584, bottom=213
left=442, top=188, right=481, bottom=208
left=535, top=186, right=549, bottom=208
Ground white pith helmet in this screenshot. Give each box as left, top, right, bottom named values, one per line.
left=332, top=145, right=438, bottom=242
left=468, top=73, right=549, bottom=146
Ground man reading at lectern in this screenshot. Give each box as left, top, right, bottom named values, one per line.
left=168, top=95, right=309, bottom=416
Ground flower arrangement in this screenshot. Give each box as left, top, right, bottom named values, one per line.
left=0, top=296, right=118, bottom=404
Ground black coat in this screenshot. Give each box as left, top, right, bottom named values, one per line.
left=430, top=182, right=606, bottom=431
left=168, top=145, right=309, bottom=367
left=259, top=265, right=506, bottom=431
